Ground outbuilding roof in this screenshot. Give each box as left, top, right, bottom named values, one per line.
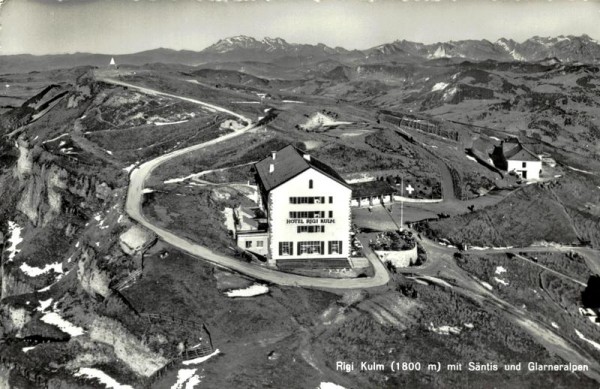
left=504, top=143, right=540, bottom=162
left=351, top=180, right=397, bottom=198
left=254, top=145, right=350, bottom=192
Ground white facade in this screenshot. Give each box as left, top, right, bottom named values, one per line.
left=507, top=159, right=542, bottom=180
left=267, top=168, right=352, bottom=263
left=236, top=232, right=269, bottom=257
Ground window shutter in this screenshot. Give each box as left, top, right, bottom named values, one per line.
left=279, top=242, right=283, bottom=255
left=338, top=240, right=342, bottom=254
left=320, top=241, right=325, bottom=255
left=290, top=242, right=293, bottom=256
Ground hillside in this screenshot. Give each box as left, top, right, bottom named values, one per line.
left=2, top=46, right=600, bottom=387
left=421, top=173, right=600, bottom=248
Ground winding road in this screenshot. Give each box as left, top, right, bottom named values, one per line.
left=102, top=77, right=391, bottom=292
left=106, top=76, right=600, bottom=382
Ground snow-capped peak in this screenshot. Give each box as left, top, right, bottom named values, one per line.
left=430, top=45, right=449, bottom=59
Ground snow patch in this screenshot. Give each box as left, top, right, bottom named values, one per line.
left=575, top=329, right=600, bottom=351
left=172, top=369, right=197, bottom=389
left=466, top=155, right=477, bottom=162
left=481, top=281, right=493, bottom=291
left=20, top=262, right=63, bottom=277
left=37, top=298, right=53, bottom=312
left=123, top=163, right=137, bottom=173
left=495, top=266, right=507, bottom=275
left=142, top=188, right=154, bottom=194
left=6, top=221, right=24, bottom=262
left=154, top=120, right=188, bottom=126
left=428, top=322, right=461, bottom=335
left=567, top=165, right=595, bottom=175
left=494, top=277, right=509, bottom=286
left=185, top=375, right=202, bottom=388
left=22, top=346, right=36, bottom=353
left=551, top=322, right=560, bottom=329
left=431, top=82, right=448, bottom=92
left=41, top=312, right=85, bottom=337
left=182, top=349, right=220, bottom=365
left=225, top=284, right=269, bottom=298
left=464, top=323, right=474, bottom=329
left=42, top=133, right=68, bottom=144
left=443, top=87, right=458, bottom=101
left=74, top=368, right=133, bottom=389
left=319, top=383, right=347, bottom=389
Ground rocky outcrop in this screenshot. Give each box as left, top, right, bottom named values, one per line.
left=77, top=247, right=110, bottom=298
left=0, top=365, right=10, bottom=389
left=1, top=304, right=31, bottom=337
left=15, top=142, right=115, bottom=228
left=119, top=226, right=156, bottom=256
left=16, top=161, right=68, bottom=228
left=1, top=270, right=34, bottom=300
left=16, top=137, right=33, bottom=179
left=89, top=317, right=167, bottom=377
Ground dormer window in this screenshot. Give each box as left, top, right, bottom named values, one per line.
left=309, top=179, right=313, bottom=189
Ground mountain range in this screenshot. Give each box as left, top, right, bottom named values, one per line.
left=2, top=34, right=599, bottom=74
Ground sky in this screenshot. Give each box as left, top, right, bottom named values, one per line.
left=1, top=0, right=600, bottom=55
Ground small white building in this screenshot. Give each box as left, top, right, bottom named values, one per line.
left=245, top=145, right=352, bottom=267
left=233, top=207, right=269, bottom=257
left=505, top=147, right=542, bottom=180
left=495, top=140, right=542, bottom=180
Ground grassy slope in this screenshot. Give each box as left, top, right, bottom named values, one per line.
left=425, top=184, right=580, bottom=247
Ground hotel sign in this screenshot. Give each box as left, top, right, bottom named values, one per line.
left=286, top=218, right=335, bottom=224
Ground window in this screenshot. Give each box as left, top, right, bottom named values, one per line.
left=522, top=162, right=527, bottom=168
left=289, top=211, right=325, bottom=218
left=245, top=241, right=252, bottom=248
left=329, top=196, right=333, bottom=203
left=328, top=241, right=343, bottom=255
left=328, top=211, right=333, bottom=218
left=298, top=241, right=324, bottom=255
left=279, top=241, right=293, bottom=256
left=257, top=241, right=264, bottom=248
left=309, top=179, right=313, bottom=189
left=297, top=225, right=325, bottom=233
left=289, top=196, right=325, bottom=204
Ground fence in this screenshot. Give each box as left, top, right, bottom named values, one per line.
left=112, top=269, right=143, bottom=291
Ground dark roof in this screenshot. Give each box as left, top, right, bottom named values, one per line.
left=254, top=145, right=349, bottom=192
left=504, top=143, right=540, bottom=162
left=351, top=180, right=397, bottom=198
left=501, top=139, right=521, bottom=156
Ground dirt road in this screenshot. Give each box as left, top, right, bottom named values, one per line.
left=101, top=77, right=391, bottom=292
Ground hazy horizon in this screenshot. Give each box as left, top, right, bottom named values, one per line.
left=1, top=0, right=600, bottom=56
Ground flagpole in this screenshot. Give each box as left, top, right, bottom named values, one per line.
left=400, top=177, right=404, bottom=232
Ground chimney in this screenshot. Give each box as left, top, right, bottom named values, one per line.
left=303, top=154, right=311, bottom=162
left=269, top=164, right=274, bottom=173
left=271, top=151, right=276, bottom=160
